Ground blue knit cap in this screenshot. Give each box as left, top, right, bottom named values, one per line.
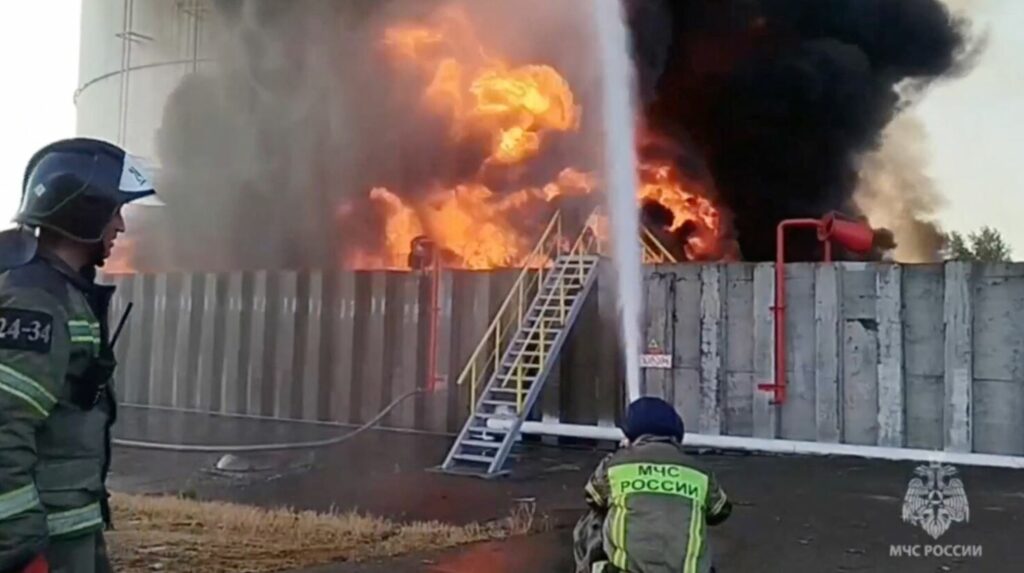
left=622, top=397, right=685, bottom=442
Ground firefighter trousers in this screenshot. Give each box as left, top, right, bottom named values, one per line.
left=45, top=532, right=112, bottom=573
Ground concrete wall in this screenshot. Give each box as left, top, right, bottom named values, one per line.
left=105, top=262, right=1024, bottom=456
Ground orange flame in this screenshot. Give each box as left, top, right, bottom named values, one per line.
left=103, top=238, right=137, bottom=275
left=342, top=5, right=733, bottom=270
left=638, top=161, right=733, bottom=261
left=383, top=7, right=580, bottom=167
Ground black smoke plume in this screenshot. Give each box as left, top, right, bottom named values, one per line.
left=628, top=0, right=973, bottom=261
left=134, top=0, right=974, bottom=271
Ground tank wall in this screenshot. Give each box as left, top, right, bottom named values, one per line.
left=76, top=0, right=215, bottom=157
left=103, top=261, right=1024, bottom=457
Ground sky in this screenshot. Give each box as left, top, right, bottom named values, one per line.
left=0, top=0, right=1021, bottom=257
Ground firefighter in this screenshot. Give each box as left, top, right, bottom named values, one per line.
left=574, top=397, right=732, bottom=573
left=0, top=138, right=159, bottom=573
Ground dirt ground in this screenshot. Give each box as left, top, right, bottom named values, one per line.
left=110, top=407, right=1024, bottom=572
left=105, top=493, right=533, bottom=573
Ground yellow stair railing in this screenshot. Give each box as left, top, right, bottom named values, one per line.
left=642, top=227, right=678, bottom=264
left=496, top=214, right=602, bottom=413
left=454, top=209, right=677, bottom=415
left=455, top=210, right=602, bottom=415
left=454, top=210, right=566, bottom=414
left=588, top=210, right=678, bottom=265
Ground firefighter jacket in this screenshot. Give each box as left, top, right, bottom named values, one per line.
left=0, top=252, right=117, bottom=571
left=583, top=435, right=732, bottom=573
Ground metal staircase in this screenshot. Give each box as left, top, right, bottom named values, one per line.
left=440, top=254, right=599, bottom=476
left=438, top=210, right=677, bottom=477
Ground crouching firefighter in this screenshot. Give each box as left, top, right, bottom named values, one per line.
left=0, top=138, right=159, bottom=573
left=573, top=397, right=732, bottom=573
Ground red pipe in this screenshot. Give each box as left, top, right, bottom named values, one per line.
left=757, top=219, right=831, bottom=405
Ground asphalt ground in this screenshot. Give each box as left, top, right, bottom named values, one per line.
left=111, top=407, right=1024, bottom=572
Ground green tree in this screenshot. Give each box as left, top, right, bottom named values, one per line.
left=943, top=227, right=1013, bottom=262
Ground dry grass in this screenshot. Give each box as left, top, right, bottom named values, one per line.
left=106, top=492, right=536, bottom=573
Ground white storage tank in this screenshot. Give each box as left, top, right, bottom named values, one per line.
left=76, top=0, right=215, bottom=157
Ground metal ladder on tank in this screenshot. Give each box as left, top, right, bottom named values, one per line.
left=438, top=211, right=601, bottom=477
left=437, top=210, right=678, bottom=477
left=440, top=256, right=599, bottom=476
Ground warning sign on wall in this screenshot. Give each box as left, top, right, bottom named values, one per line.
left=640, top=354, right=673, bottom=369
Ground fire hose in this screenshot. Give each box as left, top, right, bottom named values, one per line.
left=105, top=304, right=432, bottom=453
left=111, top=387, right=427, bottom=453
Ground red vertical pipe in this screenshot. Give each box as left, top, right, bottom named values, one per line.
left=762, top=214, right=872, bottom=404
left=761, top=219, right=823, bottom=405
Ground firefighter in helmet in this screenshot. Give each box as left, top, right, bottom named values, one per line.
left=574, top=397, right=732, bottom=573
left=0, top=138, right=159, bottom=573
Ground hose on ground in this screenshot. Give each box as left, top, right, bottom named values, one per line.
left=111, top=388, right=427, bottom=453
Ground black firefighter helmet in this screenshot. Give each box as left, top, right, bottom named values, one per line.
left=15, top=137, right=160, bottom=243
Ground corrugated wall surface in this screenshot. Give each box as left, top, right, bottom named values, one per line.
left=105, top=262, right=1024, bottom=456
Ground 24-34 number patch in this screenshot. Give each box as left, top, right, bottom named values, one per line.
left=0, top=308, right=54, bottom=353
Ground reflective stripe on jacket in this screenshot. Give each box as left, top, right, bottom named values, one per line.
left=0, top=254, right=116, bottom=570
left=584, top=436, right=730, bottom=573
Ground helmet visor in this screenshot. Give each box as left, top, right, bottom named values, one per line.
left=117, top=153, right=163, bottom=206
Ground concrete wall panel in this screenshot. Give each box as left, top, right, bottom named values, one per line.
left=699, top=265, right=726, bottom=435
left=357, top=273, right=388, bottom=424
left=221, top=273, right=245, bottom=414
left=103, top=262, right=1024, bottom=458
left=876, top=265, right=905, bottom=448
left=642, top=267, right=673, bottom=401
left=724, top=265, right=754, bottom=436
left=390, top=274, right=421, bottom=428
left=596, top=263, right=623, bottom=426
left=971, top=265, right=1024, bottom=454
left=160, top=273, right=187, bottom=410
left=672, top=266, right=703, bottom=430
left=270, top=272, right=298, bottom=419
left=814, top=265, right=841, bottom=443
left=425, top=271, right=454, bottom=434
left=124, top=275, right=153, bottom=405
left=298, top=272, right=324, bottom=421
left=902, top=266, right=945, bottom=449
left=752, top=264, right=778, bottom=439
left=246, top=271, right=270, bottom=416
left=108, top=274, right=134, bottom=400
left=841, top=265, right=879, bottom=446
left=944, top=263, right=973, bottom=452
left=563, top=283, right=599, bottom=425
left=328, top=273, right=356, bottom=424
left=781, top=264, right=817, bottom=441
left=148, top=274, right=172, bottom=407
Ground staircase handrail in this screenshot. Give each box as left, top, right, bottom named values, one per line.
left=453, top=211, right=564, bottom=400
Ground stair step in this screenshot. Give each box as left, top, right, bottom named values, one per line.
left=524, top=315, right=566, bottom=323
left=489, top=387, right=527, bottom=394
left=499, top=365, right=542, bottom=374
left=539, top=283, right=583, bottom=289
left=518, top=328, right=561, bottom=337
left=440, top=259, right=599, bottom=478
left=536, top=294, right=581, bottom=301
left=495, top=380, right=537, bottom=391
left=461, top=439, right=502, bottom=449
left=501, top=364, right=545, bottom=373
left=514, top=332, right=559, bottom=341
left=468, top=424, right=507, bottom=434
left=504, top=356, right=549, bottom=365
left=453, top=453, right=496, bottom=464
left=482, top=399, right=518, bottom=407
left=472, top=411, right=508, bottom=419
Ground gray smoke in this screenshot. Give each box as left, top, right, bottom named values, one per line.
left=130, top=0, right=603, bottom=272
left=853, top=114, right=947, bottom=262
